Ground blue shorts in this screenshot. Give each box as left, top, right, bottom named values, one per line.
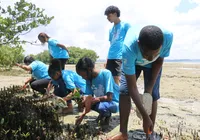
left=120, top=65, right=162, bottom=101
left=91, top=101, right=119, bottom=117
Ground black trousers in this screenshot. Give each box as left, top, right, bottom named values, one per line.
left=30, top=78, right=51, bottom=94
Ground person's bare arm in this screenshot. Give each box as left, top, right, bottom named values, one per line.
left=125, top=74, right=153, bottom=133
left=57, top=43, right=69, bottom=53
left=145, top=57, right=164, bottom=93
left=25, top=77, right=33, bottom=85
left=126, top=74, right=148, bottom=117
left=15, top=63, right=32, bottom=71
left=75, top=96, right=93, bottom=125
left=63, top=89, right=77, bottom=101
left=45, top=80, right=54, bottom=95
left=92, top=92, right=113, bottom=104
left=20, top=77, right=33, bottom=90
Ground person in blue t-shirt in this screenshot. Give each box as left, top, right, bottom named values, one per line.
left=110, top=25, right=173, bottom=139
left=47, top=59, right=86, bottom=114
left=15, top=56, right=51, bottom=95
left=75, top=57, right=119, bottom=126
left=104, top=5, right=131, bottom=85
left=38, top=32, right=70, bottom=70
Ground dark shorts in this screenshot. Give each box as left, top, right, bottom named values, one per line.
left=58, top=59, right=68, bottom=70
left=120, top=65, right=162, bottom=101
left=50, top=55, right=68, bottom=70
left=106, top=59, right=122, bottom=76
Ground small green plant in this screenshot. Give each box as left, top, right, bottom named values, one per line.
left=72, top=88, right=83, bottom=104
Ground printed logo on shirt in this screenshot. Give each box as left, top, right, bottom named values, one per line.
left=92, top=84, right=105, bottom=97
left=111, top=29, right=120, bottom=43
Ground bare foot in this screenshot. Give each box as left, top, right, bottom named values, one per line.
left=108, top=132, right=128, bottom=140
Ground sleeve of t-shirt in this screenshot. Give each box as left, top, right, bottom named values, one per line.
left=48, top=39, right=58, bottom=47
left=84, top=81, right=93, bottom=96
left=29, top=61, right=38, bottom=71
left=160, top=31, right=173, bottom=58
left=122, top=28, right=137, bottom=75
left=109, top=29, right=112, bottom=42
left=63, top=74, right=76, bottom=90
left=103, top=70, right=114, bottom=95
left=124, top=23, right=131, bottom=35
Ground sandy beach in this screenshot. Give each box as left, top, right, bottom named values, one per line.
left=0, top=62, right=200, bottom=139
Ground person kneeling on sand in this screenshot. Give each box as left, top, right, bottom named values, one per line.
left=15, top=56, right=51, bottom=96
left=47, top=59, right=86, bottom=114
left=75, top=57, right=119, bottom=126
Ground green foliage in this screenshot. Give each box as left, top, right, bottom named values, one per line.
left=0, top=45, right=24, bottom=69
left=0, top=0, right=53, bottom=69
left=0, top=85, right=63, bottom=139
left=67, top=46, right=99, bottom=64
left=31, top=47, right=99, bottom=64
left=0, top=0, right=54, bottom=46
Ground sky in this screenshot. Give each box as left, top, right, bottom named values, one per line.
left=1, top=0, right=200, bottom=60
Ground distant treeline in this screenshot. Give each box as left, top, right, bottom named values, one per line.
left=164, top=59, right=200, bottom=62
left=31, top=46, right=99, bottom=64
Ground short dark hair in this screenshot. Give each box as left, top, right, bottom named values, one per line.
left=104, top=5, right=120, bottom=17
left=76, top=57, right=95, bottom=72
left=38, top=32, right=50, bottom=39
left=48, top=59, right=62, bottom=78
left=24, top=56, right=35, bottom=65
left=139, top=25, right=164, bottom=50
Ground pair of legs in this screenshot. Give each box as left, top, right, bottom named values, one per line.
left=110, top=66, right=162, bottom=139
left=53, top=77, right=73, bottom=113
left=77, top=96, right=118, bottom=126
left=30, top=78, right=51, bottom=94
left=50, top=56, right=68, bottom=70
left=106, top=59, right=122, bottom=85
left=92, top=100, right=118, bottom=125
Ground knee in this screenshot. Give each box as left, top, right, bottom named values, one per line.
left=98, top=102, right=118, bottom=114
left=30, top=82, right=37, bottom=89
left=110, top=104, right=118, bottom=113
left=98, top=107, right=111, bottom=117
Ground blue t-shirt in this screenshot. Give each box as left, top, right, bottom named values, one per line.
left=108, top=22, right=131, bottom=59
left=85, top=69, right=119, bottom=103
left=122, top=27, right=173, bottom=75
left=29, top=60, right=50, bottom=80
left=61, top=70, right=86, bottom=93
left=48, top=38, right=69, bottom=59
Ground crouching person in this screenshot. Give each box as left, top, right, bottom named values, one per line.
left=15, top=56, right=51, bottom=95
left=75, top=57, right=119, bottom=126
left=47, top=59, right=86, bottom=114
